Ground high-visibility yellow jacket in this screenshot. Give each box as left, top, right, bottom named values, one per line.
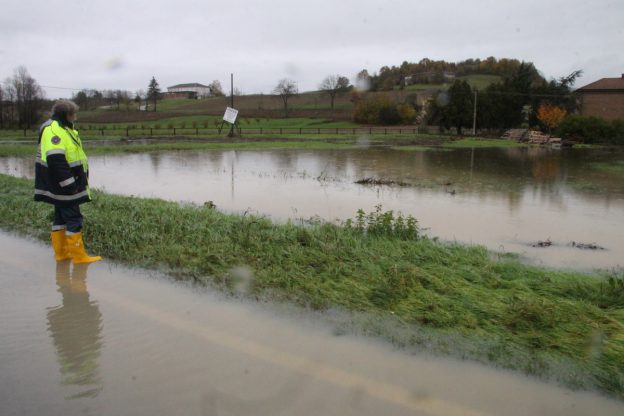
left=34, top=118, right=91, bottom=206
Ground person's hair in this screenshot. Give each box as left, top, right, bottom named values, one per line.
left=51, top=100, right=79, bottom=119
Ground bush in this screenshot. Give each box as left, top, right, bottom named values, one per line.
left=353, top=94, right=412, bottom=125
left=557, top=115, right=624, bottom=144
left=396, top=103, right=417, bottom=124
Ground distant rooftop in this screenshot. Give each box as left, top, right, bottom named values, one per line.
left=168, top=83, right=209, bottom=89
left=577, top=75, right=624, bottom=92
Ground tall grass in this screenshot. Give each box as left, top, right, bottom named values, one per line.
left=0, top=173, right=622, bottom=397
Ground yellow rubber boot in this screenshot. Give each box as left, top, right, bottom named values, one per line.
left=66, top=232, right=102, bottom=264
left=51, top=230, right=71, bottom=261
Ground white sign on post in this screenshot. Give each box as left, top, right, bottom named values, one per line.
left=223, top=107, right=239, bottom=124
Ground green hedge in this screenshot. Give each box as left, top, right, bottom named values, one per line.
left=557, top=116, right=624, bottom=144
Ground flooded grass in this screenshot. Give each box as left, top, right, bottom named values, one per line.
left=443, top=138, right=525, bottom=148
left=1, top=173, right=623, bottom=398
left=0, top=144, right=34, bottom=157
left=590, top=161, right=624, bottom=177
left=0, top=135, right=523, bottom=157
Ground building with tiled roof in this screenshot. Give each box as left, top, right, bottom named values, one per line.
left=576, top=75, right=624, bottom=120
left=167, top=83, right=210, bottom=98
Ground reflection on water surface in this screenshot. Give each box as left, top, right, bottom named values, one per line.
left=47, top=262, right=102, bottom=399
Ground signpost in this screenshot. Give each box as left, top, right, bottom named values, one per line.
left=223, top=107, right=238, bottom=124
left=218, top=73, right=240, bottom=137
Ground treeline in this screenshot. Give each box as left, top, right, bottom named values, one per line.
left=360, top=57, right=531, bottom=91
left=72, top=89, right=142, bottom=112
left=0, top=66, right=48, bottom=129
left=427, top=63, right=581, bottom=134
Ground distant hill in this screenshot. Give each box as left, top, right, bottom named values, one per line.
left=80, top=89, right=432, bottom=123
left=364, top=57, right=540, bottom=91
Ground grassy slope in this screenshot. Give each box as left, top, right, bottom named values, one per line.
left=405, top=74, right=501, bottom=92
left=0, top=173, right=622, bottom=397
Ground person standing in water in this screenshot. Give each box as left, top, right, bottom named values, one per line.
left=35, top=100, right=101, bottom=263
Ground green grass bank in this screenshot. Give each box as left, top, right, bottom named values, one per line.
left=0, top=135, right=530, bottom=157
left=0, top=173, right=622, bottom=398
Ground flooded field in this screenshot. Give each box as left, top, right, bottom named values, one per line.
left=1, top=231, right=623, bottom=416
left=2, top=146, right=624, bottom=270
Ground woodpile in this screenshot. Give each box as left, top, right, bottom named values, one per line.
left=501, top=129, right=529, bottom=141
left=527, top=131, right=550, bottom=144
left=502, top=129, right=569, bottom=147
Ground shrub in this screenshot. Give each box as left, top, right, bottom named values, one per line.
left=345, top=205, right=419, bottom=240
left=396, top=103, right=417, bottom=124
left=556, top=116, right=623, bottom=144
left=353, top=94, right=404, bottom=125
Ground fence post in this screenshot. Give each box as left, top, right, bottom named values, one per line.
left=126, top=128, right=129, bottom=137
left=101, top=129, right=104, bottom=136
left=369, top=127, right=372, bottom=134
left=260, top=127, right=263, bottom=134
left=317, top=128, right=320, bottom=134
left=353, top=128, right=355, bottom=135
left=173, top=128, right=176, bottom=136
left=196, top=128, right=198, bottom=135
left=24, top=129, right=27, bottom=137
left=150, top=128, right=153, bottom=136
left=280, top=128, right=282, bottom=134
left=299, top=128, right=302, bottom=134
left=385, top=128, right=387, bottom=135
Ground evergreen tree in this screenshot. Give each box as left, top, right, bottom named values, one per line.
left=147, top=77, right=160, bottom=112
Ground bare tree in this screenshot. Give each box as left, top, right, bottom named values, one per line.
left=273, top=78, right=298, bottom=117
left=355, top=69, right=372, bottom=91
left=0, top=84, right=4, bottom=128
left=102, top=90, right=115, bottom=107
left=6, top=66, right=44, bottom=128
left=72, top=90, right=89, bottom=110
left=3, top=77, right=16, bottom=126
left=319, top=75, right=350, bottom=109
left=208, top=80, right=224, bottom=97
left=134, top=89, right=145, bottom=111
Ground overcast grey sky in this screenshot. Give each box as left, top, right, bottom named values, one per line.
left=1, top=0, right=622, bottom=98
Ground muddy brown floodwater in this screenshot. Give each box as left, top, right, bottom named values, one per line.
left=1, top=232, right=623, bottom=416
left=1, top=146, right=624, bottom=270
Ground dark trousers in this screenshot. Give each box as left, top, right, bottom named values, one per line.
left=53, top=205, right=83, bottom=234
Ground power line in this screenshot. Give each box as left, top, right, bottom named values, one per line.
left=0, top=80, right=127, bottom=92
left=481, top=90, right=577, bottom=98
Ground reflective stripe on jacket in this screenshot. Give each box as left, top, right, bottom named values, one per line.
left=34, top=119, right=91, bottom=207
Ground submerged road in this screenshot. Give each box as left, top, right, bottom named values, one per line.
left=1, top=231, right=622, bottom=416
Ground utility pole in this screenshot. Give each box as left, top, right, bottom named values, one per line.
left=228, top=73, right=234, bottom=137
left=472, top=89, right=478, bottom=136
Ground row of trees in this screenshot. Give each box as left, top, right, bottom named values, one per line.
left=273, top=74, right=351, bottom=117
left=358, top=57, right=530, bottom=92
left=72, top=88, right=142, bottom=111
left=0, top=66, right=46, bottom=128
left=426, top=63, right=582, bottom=134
